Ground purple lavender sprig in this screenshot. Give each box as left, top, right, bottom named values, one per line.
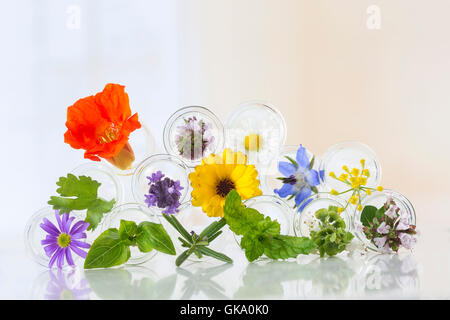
left=175, top=116, right=214, bottom=161
left=40, top=211, right=91, bottom=269
left=145, top=171, right=184, bottom=214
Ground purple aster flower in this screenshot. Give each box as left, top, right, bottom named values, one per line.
left=40, top=211, right=90, bottom=269
left=175, top=116, right=214, bottom=160
left=274, top=145, right=321, bottom=212
left=145, top=171, right=184, bottom=215
left=45, top=269, right=91, bottom=300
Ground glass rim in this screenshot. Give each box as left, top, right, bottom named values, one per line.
left=131, top=153, right=191, bottom=210
left=162, top=105, right=225, bottom=167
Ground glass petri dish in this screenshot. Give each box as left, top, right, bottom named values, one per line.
left=101, top=203, right=161, bottom=265
left=100, top=123, right=156, bottom=176
left=225, top=101, right=287, bottom=169
left=293, top=193, right=351, bottom=238
left=353, top=189, right=416, bottom=253
left=245, top=195, right=295, bottom=235
left=131, top=154, right=191, bottom=213
left=232, top=195, right=295, bottom=250
left=262, top=145, right=325, bottom=200
left=71, top=162, right=123, bottom=207
left=24, top=207, right=89, bottom=269
left=167, top=202, right=234, bottom=261
left=319, top=141, right=382, bottom=193
left=163, top=106, right=224, bottom=167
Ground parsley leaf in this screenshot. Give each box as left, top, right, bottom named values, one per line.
left=48, top=174, right=115, bottom=231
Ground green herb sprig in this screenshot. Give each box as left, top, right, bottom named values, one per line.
left=48, top=174, right=115, bottom=230
left=223, top=190, right=316, bottom=262
left=162, top=214, right=232, bottom=267
left=84, top=219, right=175, bottom=269
left=310, top=206, right=354, bottom=257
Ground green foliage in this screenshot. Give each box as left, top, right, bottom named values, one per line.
left=48, top=174, right=115, bottom=230
left=360, top=205, right=386, bottom=227
left=224, top=190, right=316, bottom=262
left=310, top=206, right=354, bottom=257
left=84, top=219, right=175, bottom=269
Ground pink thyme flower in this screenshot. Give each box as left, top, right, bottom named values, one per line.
left=377, top=222, right=390, bottom=234
left=396, top=218, right=411, bottom=231
left=399, top=233, right=417, bottom=250
left=374, top=236, right=387, bottom=249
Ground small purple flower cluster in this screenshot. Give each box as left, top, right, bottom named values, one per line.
left=145, top=171, right=184, bottom=214
left=363, top=196, right=418, bottom=253
left=175, top=116, right=214, bottom=160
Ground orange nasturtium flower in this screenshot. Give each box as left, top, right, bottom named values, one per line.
left=64, top=83, right=141, bottom=170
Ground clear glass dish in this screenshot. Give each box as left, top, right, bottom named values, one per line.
left=293, top=193, right=351, bottom=238
left=101, top=123, right=156, bottom=176
left=262, top=145, right=325, bottom=199
left=319, top=141, right=382, bottom=193
left=163, top=106, right=224, bottom=167
left=353, top=189, right=416, bottom=253
left=225, top=101, right=287, bottom=170
left=232, top=195, right=295, bottom=250
left=100, top=203, right=161, bottom=265
left=71, top=162, right=124, bottom=206
left=24, top=207, right=89, bottom=269
left=131, top=154, right=191, bottom=213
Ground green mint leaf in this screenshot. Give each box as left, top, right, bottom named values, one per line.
left=84, top=228, right=131, bottom=269
left=360, top=205, right=377, bottom=227
left=118, top=220, right=138, bottom=241
left=48, top=174, right=116, bottom=231
left=224, top=190, right=280, bottom=237
left=241, top=234, right=265, bottom=262
left=137, top=222, right=176, bottom=255
left=264, top=235, right=316, bottom=260
left=376, top=206, right=386, bottom=220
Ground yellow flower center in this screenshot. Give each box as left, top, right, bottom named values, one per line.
left=244, top=134, right=261, bottom=152
left=98, top=124, right=120, bottom=144
left=216, top=178, right=235, bottom=197
left=57, top=233, right=72, bottom=248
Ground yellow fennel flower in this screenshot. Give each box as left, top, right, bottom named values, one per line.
left=377, top=186, right=384, bottom=191
left=337, top=207, right=343, bottom=214
left=330, top=189, right=339, bottom=195
left=366, top=189, right=372, bottom=195
left=329, top=172, right=336, bottom=178
left=244, top=134, right=261, bottom=152
left=338, top=173, right=348, bottom=181
left=350, top=168, right=360, bottom=177
left=357, top=204, right=363, bottom=211
left=349, top=195, right=358, bottom=205
left=362, top=169, right=370, bottom=177
left=189, top=149, right=262, bottom=217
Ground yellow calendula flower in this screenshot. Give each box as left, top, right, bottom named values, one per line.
left=244, top=133, right=261, bottom=152
left=189, top=149, right=262, bottom=217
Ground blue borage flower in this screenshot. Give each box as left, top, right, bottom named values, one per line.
left=145, top=171, right=184, bottom=214
left=274, top=145, right=322, bottom=211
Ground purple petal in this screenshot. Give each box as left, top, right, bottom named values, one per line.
left=305, top=169, right=320, bottom=186
left=70, top=246, right=87, bottom=259
left=65, top=248, right=75, bottom=266
left=55, top=212, right=64, bottom=232
left=41, top=237, right=57, bottom=246
left=64, top=216, right=75, bottom=233
left=296, top=145, right=310, bottom=169
left=274, top=183, right=294, bottom=198
left=71, top=240, right=91, bottom=249
left=278, top=161, right=296, bottom=177
left=44, top=244, right=59, bottom=258
left=57, top=249, right=66, bottom=268
left=295, top=187, right=312, bottom=207
left=70, top=220, right=89, bottom=235
left=49, top=247, right=62, bottom=268
left=71, top=232, right=87, bottom=240
left=40, top=218, right=60, bottom=236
